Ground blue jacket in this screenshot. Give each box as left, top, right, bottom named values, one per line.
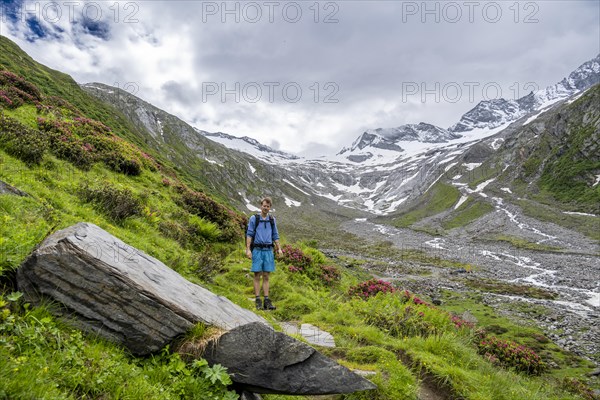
left=246, top=214, right=279, bottom=245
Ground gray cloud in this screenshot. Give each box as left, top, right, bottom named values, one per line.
left=2, top=0, right=599, bottom=155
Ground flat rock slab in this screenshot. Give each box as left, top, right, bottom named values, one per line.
left=0, top=180, right=28, bottom=196
left=281, top=322, right=336, bottom=347
left=17, top=222, right=266, bottom=355
left=203, top=322, right=376, bottom=395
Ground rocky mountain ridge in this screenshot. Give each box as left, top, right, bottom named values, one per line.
left=76, top=50, right=599, bottom=228
left=449, top=54, right=600, bottom=133
left=192, top=54, right=600, bottom=216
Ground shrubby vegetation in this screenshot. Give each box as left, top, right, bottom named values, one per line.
left=0, top=293, right=238, bottom=400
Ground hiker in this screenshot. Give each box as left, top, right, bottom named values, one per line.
left=246, top=197, right=283, bottom=310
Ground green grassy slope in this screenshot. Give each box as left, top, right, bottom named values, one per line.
left=1, top=36, right=598, bottom=400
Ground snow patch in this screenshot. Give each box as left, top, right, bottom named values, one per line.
left=248, top=163, right=256, bottom=174
left=386, top=196, right=408, bottom=213
left=284, top=197, right=301, bottom=207
left=425, top=238, right=447, bottom=250
left=321, top=193, right=343, bottom=201
left=444, top=162, right=458, bottom=172
left=283, top=179, right=310, bottom=196
left=474, top=178, right=495, bottom=194
left=156, top=118, right=164, bottom=137
left=464, top=163, right=481, bottom=171
left=490, top=138, right=504, bottom=150
left=585, top=292, right=600, bottom=308
left=246, top=203, right=261, bottom=212
left=524, top=111, right=543, bottom=125
left=564, top=211, right=597, bottom=217
left=454, top=195, right=469, bottom=210
left=500, top=187, right=513, bottom=194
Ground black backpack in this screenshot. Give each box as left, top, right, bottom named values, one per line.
left=249, top=214, right=275, bottom=251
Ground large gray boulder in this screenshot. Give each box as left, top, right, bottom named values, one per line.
left=17, top=222, right=266, bottom=355
left=202, top=322, right=377, bottom=394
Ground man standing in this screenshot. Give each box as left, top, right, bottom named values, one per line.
left=246, top=197, right=283, bottom=310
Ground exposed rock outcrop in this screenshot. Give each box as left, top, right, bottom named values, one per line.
left=0, top=180, right=28, bottom=196
left=17, top=222, right=265, bottom=355
left=202, top=322, right=377, bottom=394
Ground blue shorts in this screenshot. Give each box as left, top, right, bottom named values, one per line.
left=251, top=248, right=275, bottom=273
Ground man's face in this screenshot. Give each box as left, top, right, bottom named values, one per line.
left=261, top=201, right=271, bottom=215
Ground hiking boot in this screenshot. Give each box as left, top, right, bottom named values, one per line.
left=263, top=297, right=276, bottom=310
left=255, top=297, right=263, bottom=310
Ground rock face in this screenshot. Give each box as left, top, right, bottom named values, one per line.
left=202, top=322, right=377, bottom=395
left=17, top=222, right=266, bottom=355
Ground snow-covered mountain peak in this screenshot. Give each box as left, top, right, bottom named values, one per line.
left=202, top=131, right=301, bottom=164
left=450, top=54, right=600, bottom=134
left=337, top=122, right=460, bottom=161
left=371, top=122, right=461, bottom=143
left=534, top=54, right=600, bottom=105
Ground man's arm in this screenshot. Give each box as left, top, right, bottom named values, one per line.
left=245, top=215, right=255, bottom=259
left=245, top=236, right=253, bottom=259
left=272, top=218, right=283, bottom=256
left=274, top=239, right=283, bottom=257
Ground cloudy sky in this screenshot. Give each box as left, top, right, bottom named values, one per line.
left=1, top=0, right=598, bottom=156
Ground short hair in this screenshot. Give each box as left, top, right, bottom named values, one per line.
left=261, top=197, right=272, bottom=206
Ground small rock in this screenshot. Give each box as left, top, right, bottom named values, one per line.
left=461, top=311, right=478, bottom=324
left=353, top=369, right=377, bottom=377
left=0, top=180, right=28, bottom=197
left=239, top=392, right=262, bottom=400
left=588, top=368, right=600, bottom=377
left=449, top=268, right=467, bottom=275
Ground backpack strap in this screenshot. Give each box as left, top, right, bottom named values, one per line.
left=252, top=214, right=275, bottom=242
left=251, top=214, right=260, bottom=238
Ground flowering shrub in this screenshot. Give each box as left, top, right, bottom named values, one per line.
left=318, top=264, right=340, bottom=286
left=37, top=96, right=82, bottom=119
left=0, top=90, right=18, bottom=108
left=356, top=296, right=440, bottom=338
left=348, top=279, right=395, bottom=300
left=288, top=265, right=303, bottom=273
left=36, top=116, right=154, bottom=174
left=412, top=295, right=430, bottom=306
left=0, top=70, right=42, bottom=109
left=561, top=377, right=597, bottom=400
left=476, top=333, right=545, bottom=375
left=450, top=315, right=475, bottom=330
left=79, top=182, right=143, bottom=222
left=176, top=187, right=245, bottom=243
left=0, top=113, right=48, bottom=165
left=281, top=246, right=340, bottom=286
left=280, top=245, right=312, bottom=269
